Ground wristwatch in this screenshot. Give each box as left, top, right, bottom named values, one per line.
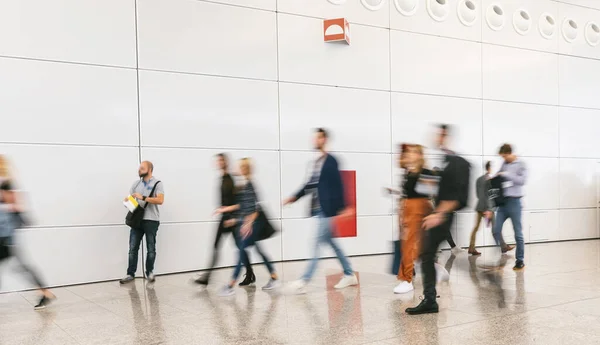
left=142, top=196, right=147, bottom=201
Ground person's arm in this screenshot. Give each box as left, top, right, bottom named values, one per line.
left=502, top=162, right=527, bottom=186
left=145, top=182, right=164, bottom=205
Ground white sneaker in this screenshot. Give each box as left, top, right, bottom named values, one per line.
left=393, top=281, right=414, bottom=294
left=262, top=278, right=280, bottom=291
left=451, top=247, right=465, bottom=255
left=288, top=280, right=307, bottom=295
left=435, top=263, right=450, bottom=282
left=218, top=285, right=235, bottom=297
left=334, top=274, right=358, bottom=289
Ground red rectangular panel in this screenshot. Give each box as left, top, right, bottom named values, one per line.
left=333, top=170, right=357, bottom=238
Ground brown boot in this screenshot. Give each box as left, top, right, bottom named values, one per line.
left=501, top=245, right=515, bottom=253
left=468, top=248, right=481, bottom=256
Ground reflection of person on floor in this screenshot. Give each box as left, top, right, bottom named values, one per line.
left=127, top=283, right=165, bottom=344
left=394, top=144, right=434, bottom=295
left=195, top=153, right=253, bottom=287
left=406, top=124, right=470, bottom=315
left=283, top=128, right=358, bottom=294
left=469, top=161, right=495, bottom=256
left=0, top=178, right=55, bottom=310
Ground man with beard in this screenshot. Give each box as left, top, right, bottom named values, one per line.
left=120, top=161, right=164, bottom=284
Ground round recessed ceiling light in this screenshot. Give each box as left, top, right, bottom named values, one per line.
left=562, top=18, right=579, bottom=43
left=457, top=0, right=477, bottom=27
left=585, top=21, right=600, bottom=46
left=486, top=4, right=505, bottom=31
left=327, top=0, right=347, bottom=4
left=361, top=0, right=385, bottom=11
left=427, top=0, right=450, bottom=22
left=394, top=0, right=418, bottom=16
left=513, top=9, right=531, bottom=35
left=539, top=13, right=556, bottom=39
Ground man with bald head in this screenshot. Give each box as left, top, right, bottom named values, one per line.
left=120, top=161, right=164, bottom=284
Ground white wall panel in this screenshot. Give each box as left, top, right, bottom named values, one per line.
left=391, top=31, right=482, bottom=98
left=391, top=93, right=483, bottom=156
left=558, top=0, right=600, bottom=10
left=528, top=210, right=560, bottom=242
left=281, top=151, right=392, bottom=219
left=0, top=144, right=138, bottom=227
left=485, top=155, right=559, bottom=211
left=154, top=221, right=282, bottom=275
left=0, top=226, right=133, bottom=293
left=482, top=44, right=558, bottom=105
left=277, top=0, right=389, bottom=27
left=482, top=101, right=559, bottom=157
left=481, top=0, right=559, bottom=53
left=139, top=70, right=279, bottom=150
left=278, top=14, right=390, bottom=90
left=558, top=55, right=600, bottom=109
left=0, top=0, right=136, bottom=67
left=142, top=148, right=281, bottom=223
left=559, top=107, right=600, bottom=158
left=211, top=0, right=276, bottom=11
left=281, top=216, right=392, bottom=261
left=559, top=158, right=597, bottom=208
left=279, top=83, right=391, bottom=153
left=137, top=0, right=277, bottom=80
left=558, top=209, right=598, bottom=240
left=390, top=0, right=482, bottom=42
left=0, top=58, right=138, bottom=146
left=558, top=3, right=600, bottom=60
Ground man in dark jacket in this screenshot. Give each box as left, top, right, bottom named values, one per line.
left=283, top=128, right=357, bottom=294
left=406, top=124, right=471, bottom=315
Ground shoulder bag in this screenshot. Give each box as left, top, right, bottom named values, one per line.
left=125, top=181, right=161, bottom=229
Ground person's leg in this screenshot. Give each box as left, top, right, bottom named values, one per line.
left=127, top=227, right=145, bottom=277
left=254, top=242, right=275, bottom=275
left=209, top=218, right=226, bottom=270
left=144, top=221, right=160, bottom=277
left=301, top=217, right=326, bottom=282
left=322, top=217, right=353, bottom=276
left=508, top=199, right=525, bottom=264
left=422, top=215, right=454, bottom=301
left=398, top=199, right=421, bottom=283
left=233, top=225, right=253, bottom=277
left=469, top=212, right=483, bottom=252
left=492, top=206, right=508, bottom=249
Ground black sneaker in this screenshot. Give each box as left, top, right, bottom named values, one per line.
left=238, top=272, right=256, bottom=286
left=194, top=274, right=209, bottom=286
left=34, top=295, right=54, bottom=310
left=513, top=261, right=525, bottom=271
left=405, top=298, right=439, bottom=315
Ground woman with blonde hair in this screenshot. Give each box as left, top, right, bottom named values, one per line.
left=215, top=158, right=278, bottom=296
left=394, top=144, right=435, bottom=294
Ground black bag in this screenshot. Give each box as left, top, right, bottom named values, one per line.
left=390, top=240, right=402, bottom=275
left=256, top=210, right=277, bottom=241
left=125, top=181, right=161, bottom=229
left=489, top=175, right=505, bottom=207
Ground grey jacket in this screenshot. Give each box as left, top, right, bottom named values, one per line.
left=475, top=175, right=493, bottom=212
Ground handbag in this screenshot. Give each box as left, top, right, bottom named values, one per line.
left=125, top=181, right=161, bottom=229
left=246, top=181, right=278, bottom=242
left=390, top=240, right=402, bottom=275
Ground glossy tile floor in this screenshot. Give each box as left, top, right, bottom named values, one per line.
left=3, top=240, right=600, bottom=345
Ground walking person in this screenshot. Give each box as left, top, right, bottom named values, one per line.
left=492, top=144, right=527, bottom=271
left=120, top=161, right=164, bottom=284
left=394, top=144, right=434, bottom=294
left=195, top=153, right=254, bottom=286
left=218, top=158, right=278, bottom=296
left=283, top=128, right=358, bottom=294
left=0, top=179, right=55, bottom=309
left=406, top=124, right=470, bottom=315
left=468, top=161, right=494, bottom=256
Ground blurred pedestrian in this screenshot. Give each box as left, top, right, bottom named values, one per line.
left=468, top=161, right=494, bottom=256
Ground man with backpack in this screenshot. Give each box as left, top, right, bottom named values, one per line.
left=406, top=124, right=471, bottom=315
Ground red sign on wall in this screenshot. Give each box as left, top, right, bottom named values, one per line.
left=333, top=170, right=357, bottom=238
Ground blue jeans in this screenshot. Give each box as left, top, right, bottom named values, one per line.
left=127, top=220, right=159, bottom=276
left=493, top=198, right=524, bottom=262
left=302, top=213, right=353, bottom=282
left=231, top=218, right=274, bottom=281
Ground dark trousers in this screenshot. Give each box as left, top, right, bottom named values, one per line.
left=127, top=220, right=159, bottom=277
left=0, top=237, right=46, bottom=288
left=206, top=216, right=253, bottom=279
left=421, top=213, right=455, bottom=301
left=232, top=218, right=274, bottom=281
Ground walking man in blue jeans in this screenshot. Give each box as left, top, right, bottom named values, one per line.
left=492, top=144, right=527, bottom=271
left=120, top=161, right=164, bottom=284
left=283, top=128, right=358, bottom=294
